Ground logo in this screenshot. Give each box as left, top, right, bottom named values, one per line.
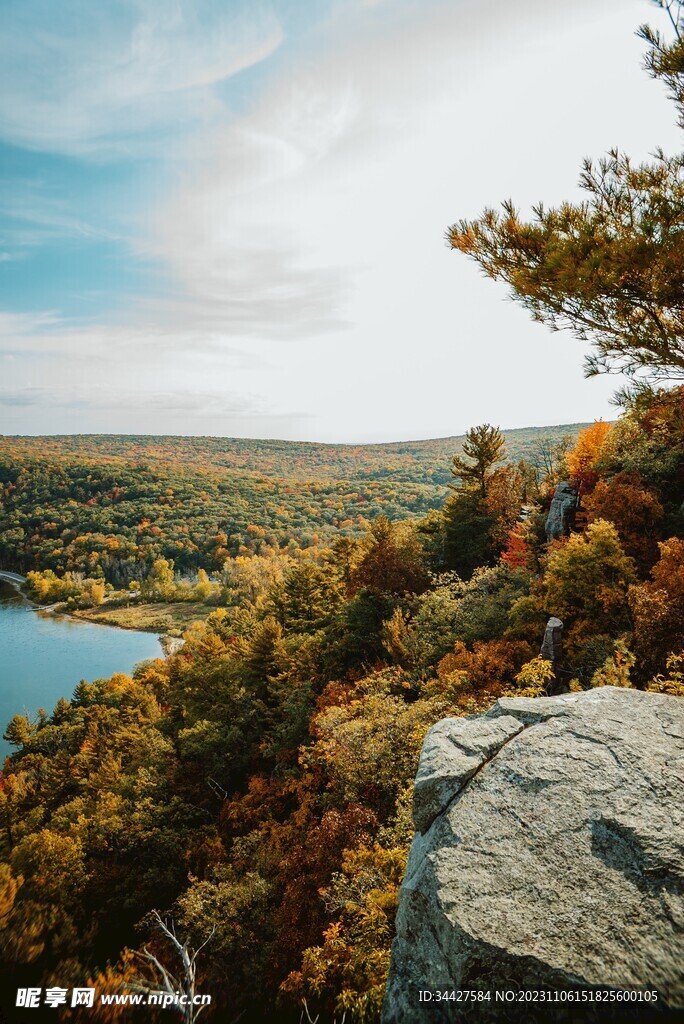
left=15, top=988, right=96, bottom=1009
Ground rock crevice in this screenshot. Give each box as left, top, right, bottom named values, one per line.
left=412, top=715, right=530, bottom=834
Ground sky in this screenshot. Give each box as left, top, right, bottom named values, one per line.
left=0, top=0, right=681, bottom=442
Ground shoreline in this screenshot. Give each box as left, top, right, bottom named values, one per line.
left=0, top=572, right=76, bottom=618
left=0, top=573, right=184, bottom=656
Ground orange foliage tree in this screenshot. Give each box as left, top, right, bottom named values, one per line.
left=565, top=421, right=612, bottom=491
left=630, top=537, right=684, bottom=678
left=584, top=471, right=664, bottom=568
left=483, top=465, right=526, bottom=549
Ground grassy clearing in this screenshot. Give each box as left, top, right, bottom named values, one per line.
left=72, top=601, right=213, bottom=635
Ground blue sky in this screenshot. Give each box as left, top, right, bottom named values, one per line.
left=0, top=0, right=681, bottom=440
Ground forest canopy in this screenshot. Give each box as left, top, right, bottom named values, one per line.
left=1, top=386, right=682, bottom=1023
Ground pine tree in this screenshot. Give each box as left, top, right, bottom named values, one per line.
left=442, top=425, right=506, bottom=577
left=442, top=490, right=495, bottom=578
left=449, top=424, right=506, bottom=497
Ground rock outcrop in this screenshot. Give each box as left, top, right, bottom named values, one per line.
left=539, top=616, right=565, bottom=694
left=382, top=688, right=684, bottom=1022
left=545, top=481, right=579, bottom=540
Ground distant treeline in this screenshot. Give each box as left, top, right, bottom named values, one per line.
left=0, top=426, right=581, bottom=585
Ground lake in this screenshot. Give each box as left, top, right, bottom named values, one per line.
left=0, top=581, right=163, bottom=758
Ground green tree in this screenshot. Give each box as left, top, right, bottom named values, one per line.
left=450, top=424, right=506, bottom=496
left=442, top=491, right=495, bottom=579
left=242, top=617, right=286, bottom=695
left=143, top=557, right=175, bottom=601
left=442, top=425, right=509, bottom=577
left=276, top=561, right=341, bottom=632
left=542, top=519, right=637, bottom=644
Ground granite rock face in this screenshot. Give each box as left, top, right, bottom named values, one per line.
left=545, top=481, right=579, bottom=540
left=382, top=688, right=684, bottom=1022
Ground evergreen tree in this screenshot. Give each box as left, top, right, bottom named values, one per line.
left=442, top=424, right=506, bottom=577
left=242, top=617, right=286, bottom=696
left=442, top=491, right=495, bottom=579
left=449, top=424, right=506, bottom=496
left=278, top=561, right=341, bottom=632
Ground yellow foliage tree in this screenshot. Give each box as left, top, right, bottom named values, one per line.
left=590, top=640, right=634, bottom=689
left=647, top=654, right=684, bottom=697
left=511, top=656, right=554, bottom=697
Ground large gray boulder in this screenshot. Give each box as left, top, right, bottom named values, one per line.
left=382, top=688, right=684, bottom=1022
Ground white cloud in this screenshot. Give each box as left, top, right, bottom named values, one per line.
left=0, top=310, right=308, bottom=434
left=138, top=80, right=360, bottom=337
left=2, top=0, right=682, bottom=439
left=128, top=0, right=680, bottom=436
left=0, top=0, right=284, bottom=156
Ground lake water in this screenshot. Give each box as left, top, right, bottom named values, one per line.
left=0, top=581, right=163, bottom=758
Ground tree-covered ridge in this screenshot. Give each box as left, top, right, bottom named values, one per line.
left=0, top=425, right=585, bottom=481
left=0, top=425, right=582, bottom=584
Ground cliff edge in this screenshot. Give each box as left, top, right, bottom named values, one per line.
left=381, top=687, right=684, bottom=1022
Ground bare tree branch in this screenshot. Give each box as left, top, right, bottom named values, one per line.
left=130, top=911, right=215, bottom=1024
